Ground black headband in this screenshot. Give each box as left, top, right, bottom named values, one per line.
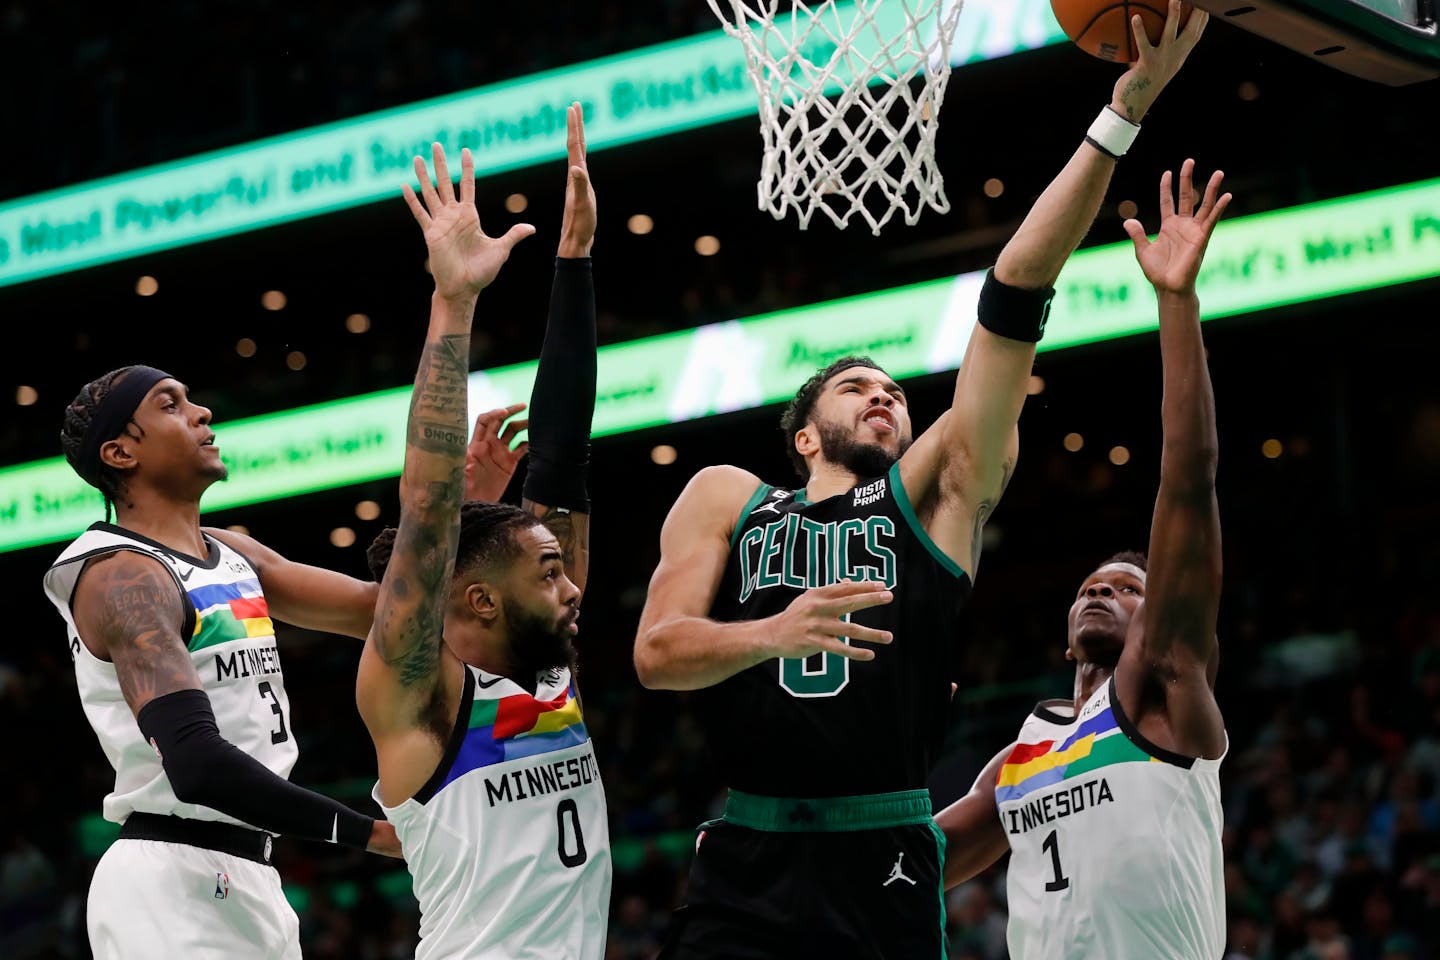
left=75, top=365, right=173, bottom=490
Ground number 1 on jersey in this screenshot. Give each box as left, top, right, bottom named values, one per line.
left=1042, top=829, right=1070, bottom=892
left=779, top=614, right=851, bottom=698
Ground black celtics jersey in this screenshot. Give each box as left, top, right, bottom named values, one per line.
left=700, top=461, right=972, bottom=798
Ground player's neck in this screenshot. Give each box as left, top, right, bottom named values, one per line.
left=1072, top=662, right=1114, bottom=710
left=444, top=621, right=538, bottom=691
left=803, top=459, right=861, bottom=502
left=112, top=495, right=207, bottom=558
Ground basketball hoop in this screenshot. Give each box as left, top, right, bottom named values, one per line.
left=707, top=0, right=964, bottom=235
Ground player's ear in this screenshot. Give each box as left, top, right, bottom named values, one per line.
left=464, top=581, right=501, bottom=624
left=100, top=437, right=137, bottom=472
left=794, top=425, right=820, bottom=461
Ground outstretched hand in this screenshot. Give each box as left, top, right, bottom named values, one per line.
left=1111, top=0, right=1209, bottom=123
left=558, top=102, right=596, bottom=258
left=464, top=403, right=530, bottom=502
left=402, top=143, right=535, bottom=302
left=1124, top=158, right=1231, bottom=295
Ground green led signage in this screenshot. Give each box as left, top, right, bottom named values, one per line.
left=1, top=175, right=1436, bottom=553
left=0, top=0, right=1065, bottom=290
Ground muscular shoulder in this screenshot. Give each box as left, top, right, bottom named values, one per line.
left=662, top=465, right=765, bottom=547
left=677, top=465, right=764, bottom=515
left=72, top=550, right=185, bottom=653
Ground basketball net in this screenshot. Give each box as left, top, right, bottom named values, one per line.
left=707, top=0, right=964, bottom=235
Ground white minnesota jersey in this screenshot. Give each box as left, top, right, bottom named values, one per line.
left=378, top=663, right=611, bottom=960
left=44, top=523, right=298, bottom=829
left=997, top=675, right=1225, bottom=960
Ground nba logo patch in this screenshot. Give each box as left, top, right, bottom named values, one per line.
left=215, top=872, right=229, bottom=900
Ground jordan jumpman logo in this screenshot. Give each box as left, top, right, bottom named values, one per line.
left=883, top=852, right=916, bottom=887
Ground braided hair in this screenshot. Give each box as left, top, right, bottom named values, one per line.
left=367, top=501, right=543, bottom=583
left=60, top=366, right=142, bottom=522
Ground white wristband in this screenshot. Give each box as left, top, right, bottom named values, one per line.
left=1085, top=106, right=1140, bottom=159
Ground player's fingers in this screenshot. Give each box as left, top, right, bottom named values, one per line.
left=829, top=590, right=895, bottom=617
left=401, top=182, right=431, bottom=227
left=831, top=620, right=893, bottom=645
left=1196, top=169, right=1224, bottom=219
left=1185, top=8, right=1209, bottom=43
left=511, top=440, right=530, bottom=458
left=813, top=579, right=887, bottom=597
left=1166, top=0, right=1183, bottom=40
left=1178, top=158, right=1196, bottom=217
left=499, top=417, right=530, bottom=444
left=1122, top=218, right=1149, bottom=253
left=1158, top=168, right=1175, bottom=221
left=499, top=223, right=537, bottom=251
left=1206, top=192, right=1233, bottom=230
left=1128, top=14, right=1151, bottom=55
left=471, top=408, right=504, bottom=442
left=566, top=104, right=582, bottom=167
left=817, top=638, right=876, bottom=662
left=413, top=155, right=440, bottom=213
left=432, top=143, right=455, bottom=204
left=573, top=102, right=587, bottom=160
left=459, top=147, right=475, bottom=207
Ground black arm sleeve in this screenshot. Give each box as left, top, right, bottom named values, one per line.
left=137, top=688, right=373, bottom=849
left=521, top=256, right=596, bottom=513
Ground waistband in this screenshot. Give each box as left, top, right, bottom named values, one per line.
left=120, top=812, right=275, bottom=866
left=723, top=788, right=933, bottom=832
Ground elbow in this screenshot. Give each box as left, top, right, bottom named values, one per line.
left=1161, top=447, right=1219, bottom=492
left=632, top=633, right=665, bottom=690
left=164, top=755, right=218, bottom=807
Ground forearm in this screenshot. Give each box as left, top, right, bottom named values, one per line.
left=634, top=615, right=776, bottom=691
left=399, top=292, right=475, bottom=504
left=994, top=141, right=1115, bottom=290
left=1157, top=290, right=1218, bottom=490
left=523, top=258, right=596, bottom=513
left=139, top=689, right=373, bottom=848
left=378, top=291, right=473, bottom=676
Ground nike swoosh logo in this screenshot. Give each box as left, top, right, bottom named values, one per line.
left=329, top=814, right=338, bottom=844
left=177, top=567, right=193, bottom=582
left=475, top=675, right=505, bottom=689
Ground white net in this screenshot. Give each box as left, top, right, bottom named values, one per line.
left=707, top=0, right=964, bottom=235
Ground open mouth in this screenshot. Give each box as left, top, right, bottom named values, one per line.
left=861, top=409, right=896, bottom=432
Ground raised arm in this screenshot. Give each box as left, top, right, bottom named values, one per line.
left=71, top=550, right=396, bottom=855
left=205, top=527, right=378, bottom=640
left=633, top=466, right=894, bottom=690
left=934, top=744, right=1012, bottom=890
left=901, top=2, right=1209, bottom=576
left=358, top=143, right=533, bottom=738
left=1118, top=160, right=1230, bottom=758
left=521, top=103, right=597, bottom=593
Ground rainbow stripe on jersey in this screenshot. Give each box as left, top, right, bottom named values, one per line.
left=187, top=578, right=275, bottom=652
left=439, top=681, right=589, bottom=793
left=995, top=703, right=1157, bottom=803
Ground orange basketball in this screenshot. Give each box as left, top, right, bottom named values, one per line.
left=1050, top=0, right=1193, bottom=63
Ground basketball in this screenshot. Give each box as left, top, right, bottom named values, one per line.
left=1051, top=1, right=1194, bottom=63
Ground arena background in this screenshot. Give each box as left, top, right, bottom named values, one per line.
left=2, top=3, right=1438, bottom=958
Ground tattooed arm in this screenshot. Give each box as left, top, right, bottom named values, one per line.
left=71, top=550, right=399, bottom=854
left=72, top=550, right=200, bottom=713
left=356, top=142, right=533, bottom=757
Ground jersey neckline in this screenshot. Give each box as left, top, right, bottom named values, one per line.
left=89, top=521, right=220, bottom=569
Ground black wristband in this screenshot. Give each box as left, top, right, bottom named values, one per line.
left=522, top=257, right=596, bottom=513
left=138, top=689, right=374, bottom=850
left=1084, top=135, right=1120, bottom=161
left=976, top=268, right=1055, bottom=344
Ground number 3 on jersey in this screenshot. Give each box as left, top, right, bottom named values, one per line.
left=779, top=614, right=851, bottom=698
